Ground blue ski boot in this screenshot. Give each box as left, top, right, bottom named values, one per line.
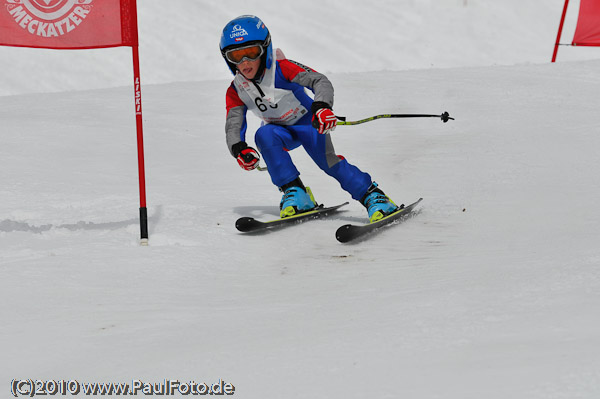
left=360, top=182, right=399, bottom=223
left=279, top=178, right=317, bottom=218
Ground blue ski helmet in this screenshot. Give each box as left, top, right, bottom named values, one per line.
left=220, top=15, right=272, bottom=76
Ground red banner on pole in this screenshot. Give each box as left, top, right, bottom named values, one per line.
left=0, top=0, right=138, bottom=49
left=572, top=0, right=600, bottom=46
left=0, top=0, right=149, bottom=243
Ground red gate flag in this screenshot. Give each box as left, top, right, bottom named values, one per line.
left=552, top=0, right=600, bottom=61
left=0, top=0, right=149, bottom=244
left=572, top=0, right=600, bottom=46
left=0, top=0, right=138, bottom=49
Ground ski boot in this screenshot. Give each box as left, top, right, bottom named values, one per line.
left=279, top=178, right=317, bottom=218
left=360, top=182, right=399, bottom=223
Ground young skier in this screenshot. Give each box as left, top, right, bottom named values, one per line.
left=220, top=15, right=399, bottom=222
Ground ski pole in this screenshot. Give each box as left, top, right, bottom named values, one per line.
left=254, top=111, right=454, bottom=172
left=336, top=111, right=454, bottom=125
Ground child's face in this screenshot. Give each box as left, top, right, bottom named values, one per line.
left=237, top=58, right=261, bottom=80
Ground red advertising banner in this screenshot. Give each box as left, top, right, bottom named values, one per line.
left=0, top=0, right=148, bottom=243
left=0, top=0, right=138, bottom=49
left=572, top=0, right=600, bottom=46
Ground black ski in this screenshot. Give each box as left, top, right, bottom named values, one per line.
left=236, top=202, right=349, bottom=233
left=335, top=198, right=423, bottom=243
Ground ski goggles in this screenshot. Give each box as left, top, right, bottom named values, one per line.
left=225, top=44, right=264, bottom=64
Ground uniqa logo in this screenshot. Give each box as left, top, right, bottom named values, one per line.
left=4, top=0, right=93, bottom=38
left=230, top=24, right=248, bottom=39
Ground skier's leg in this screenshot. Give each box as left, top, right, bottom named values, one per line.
left=254, top=124, right=300, bottom=187
left=293, top=124, right=372, bottom=200
left=254, top=124, right=316, bottom=217
left=293, top=124, right=399, bottom=222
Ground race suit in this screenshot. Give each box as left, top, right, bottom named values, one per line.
left=225, top=57, right=372, bottom=200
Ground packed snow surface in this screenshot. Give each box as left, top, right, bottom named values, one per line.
left=1, top=1, right=600, bottom=398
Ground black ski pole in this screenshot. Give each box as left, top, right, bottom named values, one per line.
left=336, top=111, right=454, bottom=125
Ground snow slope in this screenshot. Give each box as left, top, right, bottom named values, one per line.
left=2, top=1, right=600, bottom=398
left=2, top=59, right=600, bottom=398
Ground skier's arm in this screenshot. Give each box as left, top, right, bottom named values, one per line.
left=279, top=59, right=337, bottom=134
left=225, top=84, right=260, bottom=170
left=279, top=60, right=337, bottom=134
left=279, top=59, right=334, bottom=108
left=225, top=83, right=249, bottom=157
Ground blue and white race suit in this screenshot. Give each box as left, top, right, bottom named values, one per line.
left=225, top=56, right=372, bottom=200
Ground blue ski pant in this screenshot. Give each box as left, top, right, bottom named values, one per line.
left=254, top=121, right=372, bottom=201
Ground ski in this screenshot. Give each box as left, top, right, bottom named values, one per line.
left=335, top=198, right=423, bottom=243
left=236, top=202, right=349, bottom=233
